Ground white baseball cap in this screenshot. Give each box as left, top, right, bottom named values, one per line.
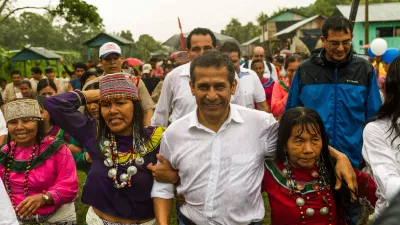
left=142, top=64, right=152, bottom=73
left=99, top=42, right=122, bottom=59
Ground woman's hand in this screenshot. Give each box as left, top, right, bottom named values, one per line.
left=147, top=154, right=180, bottom=184
left=16, top=194, right=45, bottom=219
left=82, top=90, right=100, bottom=104
left=84, top=152, right=92, bottom=164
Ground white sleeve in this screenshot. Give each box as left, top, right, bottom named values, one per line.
left=362, top=122, right=400, bottom=202
left=252, top=73, right=266, bottom=103
left=151, top=133, right=175, bottom=199
left=0, top=178, right=19, bottom=225
left=270, top=63, right=278, bottom=81
left=151, top=72, right=174, bottom=127
left=0, top=110, right=7, bottom=136
left=232, top=73, right=246, bottom=107
left=262, top=114, right=279, bottom=157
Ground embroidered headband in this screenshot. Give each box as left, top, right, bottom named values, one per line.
left=99, top=73, right=139, bottom=103
left=4, top=99, right=42, bottom=123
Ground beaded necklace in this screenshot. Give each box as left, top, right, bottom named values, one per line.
left=4, top=145, right=37, bottom=208
left=102, top=133, right=148, bottom=188
left=283, top=159, right=334, bottom=224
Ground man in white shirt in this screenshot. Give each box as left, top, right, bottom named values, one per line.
left=220, top=41, right=269, bottom=112
left=3, top=70, right=22, bottom=103
left=29, top=67, right=46, bottom=95
left=241, top=46, right=278, bottom=81
left=0, top=109, right=7, bottom=145
left=151, top=51, right=356, bottom=225
left=151, top=28, right=245, bottom=126
left=0, top=178, right=19, bottom=225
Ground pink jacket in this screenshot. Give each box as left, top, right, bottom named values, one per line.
left=271, top=78, right=290, bottom=118
left=0, top=136, right=78, bottom=215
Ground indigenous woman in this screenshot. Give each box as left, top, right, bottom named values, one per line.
left=251, top=58, right=274, bottom=107
left=19, top=80, right=35, bottom=99
left=71, top=82, right=100, bottom=174
left=36, top=96, right=71, bottom=143
left=0, top=99, right=78, bottom=224
left=37, top=79, right=57, bottom=98
left=45, top=73, right=165, bottom=224
left=271, top=55, right=303, bottom=119
left=263, top=107, right=377, bottom=225
left=363, top=56, right=400, bottom=218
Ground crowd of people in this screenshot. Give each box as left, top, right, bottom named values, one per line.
left=0, top=15, right=400, bottom=225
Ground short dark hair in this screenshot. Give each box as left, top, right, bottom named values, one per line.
left=251, top=59, right=264, bottom=69
left=80, top=71, right=98, bottom=87
left=322, top=16, right=353, bottom=38
left=10, top=70, right=21, bottom=77
left=45, top=67, right=54, bottom=74
left=31, top=67, right=42, bottom=74
left=190, top=50, right=235, bottom=85
left=37, top=78, right=57, bottom=94
left=284, top=54, right=303, bottom=69
left=73, top=62, right=88, bottom=71
left=19, top=80, right=32, bottom=88
left=150, top=57, right=157, bottom=63
left=187, top=28, right=217, bottom=50
left=219, top=41, right=241, bottom=58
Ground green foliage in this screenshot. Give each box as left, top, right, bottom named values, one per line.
left=133, top=34, right=164, bottom=61
left=221, top=18, right=260, bottom=44
left=119, top=30, right=134, bottom=42
left=52, top=0, right=102, bottom=26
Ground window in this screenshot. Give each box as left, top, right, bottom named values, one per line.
left=376, top=27, right=393, bottom=37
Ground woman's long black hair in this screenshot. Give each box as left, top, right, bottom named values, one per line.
left=368, top=56, right=400, bottom=147
left=276, top=107, right=357, bottom=225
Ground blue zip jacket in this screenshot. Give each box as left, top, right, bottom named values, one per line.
left=285, top=48, right=382, bottom=168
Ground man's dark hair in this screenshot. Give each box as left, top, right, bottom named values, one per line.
left=251, top=59, right=264, bottom=68
left=150, top=57, right=157, bottom=63
left=187, top=28, right=217, bottom=50
left=31, top=67, right=42, bottom=74
left=10, top=70, right=21, bottom=77
left=190, top=50, right=235, bottom=85
left=219, top=41, right=241, bottom=58
left=322, top=16, right=353, bottom=38
left=73, top=62, right=88, bottom=71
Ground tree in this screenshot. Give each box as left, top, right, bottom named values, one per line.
left=0, top=0, right=102, bottom=26
left=221, top=18, right=260, bottom=44
left=256, top=12, right=268, bottom=43
left=134, top=34, right=163, bottom=60
left=119, top=30, right=134, bottom=42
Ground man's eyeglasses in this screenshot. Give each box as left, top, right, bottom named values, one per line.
left=327, top=40, right=352, bottom=49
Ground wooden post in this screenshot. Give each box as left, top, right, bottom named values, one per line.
left=365, top=0, right=369, bottom=55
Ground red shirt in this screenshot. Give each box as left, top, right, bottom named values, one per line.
left=263, top=159, right=377, bottom=225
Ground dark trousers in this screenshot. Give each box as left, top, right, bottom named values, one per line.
left=180, top=212, right=261, bottom=225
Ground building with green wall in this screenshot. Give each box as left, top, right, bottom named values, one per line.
left=335, top=3, right=400, bottom=54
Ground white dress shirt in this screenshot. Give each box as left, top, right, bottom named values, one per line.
left=241, top=60, right=278, bottom=81
left=151, top=104, right=278, bottom=225
left=238, top=68, right=266, bottom=109
left=362, top=119, right=400, bottom=217
left=0, top=178, right=19, bottom=225
left=151, top=62, right=246, bottom=126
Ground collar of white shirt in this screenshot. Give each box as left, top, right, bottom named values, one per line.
left=178, top=62, right=191, bottom=77
left=188, top=105, right=244, bottom=132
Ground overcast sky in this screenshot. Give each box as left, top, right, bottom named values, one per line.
left=16, top=0, right=315, bottom=43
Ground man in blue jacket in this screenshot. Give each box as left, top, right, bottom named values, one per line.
left=286, top=15, right=381, bottom=169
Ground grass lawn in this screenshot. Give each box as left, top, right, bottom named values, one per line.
left=76, top=171, right=271, bottom=225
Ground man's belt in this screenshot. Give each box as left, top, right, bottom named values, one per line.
left=180, top=213, right=260, bottom=225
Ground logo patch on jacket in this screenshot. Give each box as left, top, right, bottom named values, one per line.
left=346, top=79, right=359, bottom=84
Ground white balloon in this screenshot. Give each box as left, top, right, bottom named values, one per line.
left=370, top=38, right=388, bottom=56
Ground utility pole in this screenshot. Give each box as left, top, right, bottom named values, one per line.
left=365, top=0, right=369, bottom=55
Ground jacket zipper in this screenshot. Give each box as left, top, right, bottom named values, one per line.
left=333, top=68, right=338, bottom=147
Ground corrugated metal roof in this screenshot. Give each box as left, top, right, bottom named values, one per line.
left=83, top=32, right=134, bottom=46
left=274, top=15, right=321, bottom=37
left=11, top=47, right=62, bottom=61
left=336, top=3, right=400, bottom=22
left=242, top=36, right=260, bottom=46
